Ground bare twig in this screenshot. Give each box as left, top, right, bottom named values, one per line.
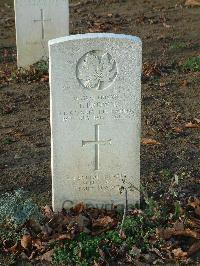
left=119, top=189, right=128, bottom=237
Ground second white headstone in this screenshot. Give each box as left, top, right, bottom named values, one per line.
left=14, top=0, right=69, bottom=68
left=49, top=33, right=142, bottom=211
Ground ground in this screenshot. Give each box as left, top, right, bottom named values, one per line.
left=0, top=0, right=199, bottom=208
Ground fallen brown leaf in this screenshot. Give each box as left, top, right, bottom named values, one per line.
left=57, top=233, right=72, bottom=241
left=92, top=216, right=114, bottom=227
left=37, top=249, right=54, bottom=262
left=75, top=214, right=90, bottom=231
left=3, top=240, right=19, bottom=253
left=41, top=224, right=53, bottom=236
left=28, top=251, right=36, bottom=260
left=182, top=80, right=188, bottom=87
left=32, top=239, right=45, bottom=252
left=72, top=202, right=85, bottom=214
left=185, top=0, right=200, bottom=6
left=21, top=234, right=32, bottom=249
left=187, top=241, right=200, bottom=256
left=188, top=197, right=200, bottom=207
left=172, top=248, right=187, bottom=259
left=142, top=62, right=162, bottom=78
left=194, top=206, right=200, bottom=216
left=150, top=247, right=164, bottom=260
left=42, top=205, right=53, bottom=219
left=48, top=213, right=71, bottom=232
left=141, top=138, right=161, bottom=145
left=194, top=118, right=200, bottom=123
left=188, top=198, right=200, bottom=216
left=119, top=230, right=126, bottom=239
left=159, top=81, right=166, bottom=87
left=185, top=122, right=199, bottom=128
left=157, top=227, right=200, bottom=240
left=40, top=75, right=49, bottom=82
left=173, top=220, right=185, bottom=231
left=173, top=127, right=183, bottom=133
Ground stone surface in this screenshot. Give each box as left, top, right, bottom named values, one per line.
left=49, top=33, right=142, bottom=211
left=14, top=0, right=69, bottom=68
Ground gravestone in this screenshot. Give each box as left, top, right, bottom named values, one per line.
left=14, top=0, right=69, bottom=68
left=49, top=33, right=142, bottom=211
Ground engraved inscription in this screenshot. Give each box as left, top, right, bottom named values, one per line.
left=65, top=173, right=129, bottom=193
left=33, top=9, right=51, bottom=39
left=77, top=50, right=117, bottom=90
left=62, top=88, right=139, bottom=122
left=82, top=124, right=111, bottom=170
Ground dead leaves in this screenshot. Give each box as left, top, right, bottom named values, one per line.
left=42, top=205, right=54, bottom=219
left=157, top=225, right=200, bottom=259
left=36, top=249, right=54, bottom=263
left=157, top=227, right=200, bottom=240
left=142, top=63, right=163, bottom=79
left=92, top=216, right=114, bottom=227
left=0, top=61, right=49, bottom=86
left=172, top=248, right=187, bottom=259
left=71, top=202, right=85, bottom=214
left=2, top=198, right=200, bottom=264
left=141, top=138, right=161, bottom=145
left=156, top=199, right=200, bottom=260
left=40, top=75, right=49, bottom=82
left=185, top=0, right=200, bottom=6
left=173, top=127, right=183, bottom=133
left=1, top=202, right=119, bottom=264
left=185, top=120, right=200, bottom=129
left=21, top=234, right=32, bottom=250
left=188, top=198, right=200, bottom=217
left=187, top=241, right=200, bottom=256
left=142, top=62, right=171, bottom=81
left=3, top=240, right=19, bottom=253
left=168, top=118, right=199, bottom=137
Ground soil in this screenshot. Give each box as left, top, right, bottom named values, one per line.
left=0, top=0, right=199, bottom=205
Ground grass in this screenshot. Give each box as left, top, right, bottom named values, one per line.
left=33, top=60, right=48, bottom=75
left=53, top=203, right=165, bottom=265
left=10, top=60, right=49, bottom=83
left=1, top=138, right=13, bottom=145
left=160, top=169, right=173, bottom=180
left=169, top=42, right=187, bottom=50
left=183, top=55, right=200, bottom=72
left=0, top=186, right=192, bottom=265
left=53, top=225, right=160, bottom=265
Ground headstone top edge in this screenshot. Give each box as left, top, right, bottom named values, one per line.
left=48, top=33, right=142, bottom=47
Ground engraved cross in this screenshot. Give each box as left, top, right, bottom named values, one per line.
left=82, top=124, right=111, bottom=170
left=33, top=9, right=51, bottom=39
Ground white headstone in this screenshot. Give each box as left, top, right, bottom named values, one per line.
left=49, top=33, right=142, bottom=211
left=14, top=0, right=69, bottom=68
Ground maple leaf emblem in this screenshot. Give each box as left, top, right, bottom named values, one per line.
left=77, top=51, right=117, bottom=90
